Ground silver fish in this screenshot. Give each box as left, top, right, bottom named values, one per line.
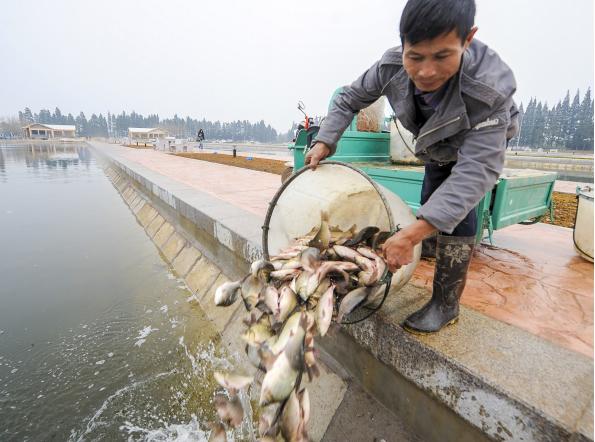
left=214, top=393, right=244, bottom=428
left=337, top=286, right=372, bottom=322
left=214, top=280, right=241, bottom=306
left=260, top=317, right=306, bottom=406
left=240, top=274, right=263, bottom=310
left=261, top=285, right=280, bottom=316
left=270, top=268, right=300, bottom=282
left=316, top=284, right=335, bottom=336
left=299, top=247, right=321, bottom=272
left=214, top=371, right=253, bottom=392
left=342, top=226, right=380, bottom=247
left=332, top=245, right=363, bottom=262
left=280, top=389, right=303, bottom=442
left=259, top=403, right=281, bottom=437
left=208, top=421, right=227, bottom=442
left=308, top=211, right=331, bottom=251
left=277, top=285, right=298, bottom=323
left=242, top=314, right=273, bottom=345
left=251, top=259, right=275, bottom=282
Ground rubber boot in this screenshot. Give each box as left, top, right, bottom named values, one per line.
left=421, top=233, right=437, bottom=259
left=403, top=235, right=475, bottom=334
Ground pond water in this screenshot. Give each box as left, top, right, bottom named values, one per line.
left=0, top=143, right=242, bottom=441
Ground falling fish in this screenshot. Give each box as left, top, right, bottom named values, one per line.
left=214, top=371, right=253, bottom=392
left=316, top=284, right=335, bottom=336
left=211, top=221, right=393, bottom=440
left=214, top=393, right=244, bottom=428
left=214, top=281, right=241, bottom=307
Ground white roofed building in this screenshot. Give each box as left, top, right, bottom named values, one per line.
left=23, top=123, right=76, bottom=139
left=128, top=127, right=167, bottom=140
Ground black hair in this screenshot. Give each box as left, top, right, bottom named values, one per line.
left=399, top=0, right=476, bottom=46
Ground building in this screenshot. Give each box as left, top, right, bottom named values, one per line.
left=128, top=127, right=168, bottom=140
left=23, top=123, right=76, bottom=139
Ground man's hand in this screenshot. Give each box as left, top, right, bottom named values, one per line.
left=381, top=219, right=436, bottom=272
left=304, top=142, right=331, bottom=170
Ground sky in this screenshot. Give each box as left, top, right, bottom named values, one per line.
left=0, top=0, right=593, bottom=131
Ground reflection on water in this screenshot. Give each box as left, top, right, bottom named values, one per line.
left=0, top=143, right=242, bottom=441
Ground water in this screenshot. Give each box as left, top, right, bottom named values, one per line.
left=0, top=143, right=240, bottom=441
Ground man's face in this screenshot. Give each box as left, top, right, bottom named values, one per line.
left=402, top=28, right=476, bottom=92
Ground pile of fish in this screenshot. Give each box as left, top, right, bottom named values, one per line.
left=209, top=213, right=392, bottom=441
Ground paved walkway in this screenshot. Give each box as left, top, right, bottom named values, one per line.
left=97, top=143, right=594, bottom=358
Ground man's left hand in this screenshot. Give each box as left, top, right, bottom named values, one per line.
left=382, top=231, right=416, bottom=272
left=381, top=219, right=437, bottom=272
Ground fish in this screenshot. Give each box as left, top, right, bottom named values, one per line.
left=260, top=315, right=307, bottom=406
left=242, top=314, right=274, bottom=345
left=259, top=403, right=281, bottom=437
left=336, top=286, right=372, bottom=322
left=214, top=280, right=241, bottom=306
left=342, top=226, right=380, bottom=247
left=307, top=277, right=331, bottom=310
left=277, top=285, right=298, bottom=323
left=240, top=274, right=264, bottom=310
left=251, top=259, right=275, bottom=282
left=280, top=389, right=303, bottom=442
left=214, top=371, right=253, bottom=392
left=303, top=331, right=320, bottom=381
left=209, top=221, right=394, bottom=440
left=298, top=388, right=310, bottom=427
left=270, top=268, right=301, bottom=282
left=308, top=211, right=331, bottom=251
left=208, top=421, right=227, bottom=442
left=260, top=285, right=280, bottom=316
left=316, top=284, right=335, bottom=336
left=214, top=393, right=244, bottom=428
left=269, top=311, right=305, bottom=355
left=329, top=223, right=357, bottom=244
left=299, top=247, right=321, bottom=272
left=357, top=246, right=387, bottom=282
left=294, top=270, right=313, bottom=301
left=332, top=245, right=363, bottom=262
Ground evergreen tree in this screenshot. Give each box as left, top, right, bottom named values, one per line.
left=75, top=112, right=88, bottom=137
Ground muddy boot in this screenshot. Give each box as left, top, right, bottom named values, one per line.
left=403, top=235, right=475, bottom=334
left=420, top=233, right=437, bottom=259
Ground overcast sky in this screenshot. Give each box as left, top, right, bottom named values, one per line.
left=1, top=0, right=593, bottom=131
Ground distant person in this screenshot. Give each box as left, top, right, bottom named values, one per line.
left=196, top=129, right=205, bottom=151
left=305, top=0, right=518, bottom=334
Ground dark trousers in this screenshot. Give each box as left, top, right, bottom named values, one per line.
left=420, top=162, right=477, bottom=237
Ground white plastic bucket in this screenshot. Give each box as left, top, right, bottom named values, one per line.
left=262, top=161, right=421, bottom=292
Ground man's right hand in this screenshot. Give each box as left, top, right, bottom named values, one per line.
left=304, top=142, right=331, bottom=170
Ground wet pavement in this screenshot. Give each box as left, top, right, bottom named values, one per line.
left=93, top=142, right=594, bottom=359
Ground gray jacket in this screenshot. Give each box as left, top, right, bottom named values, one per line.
left=314, top=39, right=519, bottom=234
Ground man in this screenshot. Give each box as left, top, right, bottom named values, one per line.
left=305, top=0, right=518, bottom=334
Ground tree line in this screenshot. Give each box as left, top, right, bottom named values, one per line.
left=5, top=88, right=594, bottom=149
left=14, top=107, right=292, bottom=143
left=509, top=89, right=593, bottom=150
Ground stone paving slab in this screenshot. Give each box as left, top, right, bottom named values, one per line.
left=186, top=256, right=221, bottom=297
left=146, top=214, right=165, bottom=238
left=137, top=204, right=158, bottom=227
left=172, top=245, right=202, bottom=278
left=160, top=231, right=186, bottom=262
left=153, top=222, right=175, bottom=249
